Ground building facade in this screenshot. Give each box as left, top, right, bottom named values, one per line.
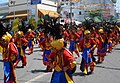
left=0, top=0, right=117, bottom=23
left=0, top=2, right=9, bottom=20
left=0, top=0, right=58, bottom=22
left=60, top=0, right=85, bottom=23
left=60, top=0, right=116, bottom=23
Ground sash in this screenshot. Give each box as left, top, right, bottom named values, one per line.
left=4, top=62, right=11, bottom=82
left=51, top=70, right=73, bottom=83
left=81, top=48, right=90, bottom=64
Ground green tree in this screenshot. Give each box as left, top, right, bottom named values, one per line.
left=89, top=10, right=101, bottom=18
left=111, top=0, right=117, bottom=3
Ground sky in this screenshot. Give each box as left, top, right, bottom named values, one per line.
left=0, top=0, right=8, bottom=4
left=116, top=0, right=120, bottom=13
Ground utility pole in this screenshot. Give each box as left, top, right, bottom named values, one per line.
left=70, top=0, right=72, bottom=23
left=56, top=0, right=61, bottom=23
left=10, top=0, right=16, bottom=20
left=27, top=0, right=29, bottom=21
left=103, top=0, right=107, bottom=20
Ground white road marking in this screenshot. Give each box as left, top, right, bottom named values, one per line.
left=25, top=73, right=50, bottom=83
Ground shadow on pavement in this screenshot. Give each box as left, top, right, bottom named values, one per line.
left=26, top=49, right=42, bottom=52
left=33, top=46, right=39, bottom=49
left=94, top=55, right=98, bottom=56
left=16, top=66, right=24, bottom=68
left=33, top=49, right=43, bottom=52
left=31, top=69, right=49, bottom=73
left=73, top=72, right=85, bottom=76
left=96, top=65, right=120, bottom=71
left=113, top=48, right=120, bottom=50
left=0, top=60, right=3, bottom=62
left=33, top=58, right=43, bottom=60
left=76, top=62, right=80, bottom=65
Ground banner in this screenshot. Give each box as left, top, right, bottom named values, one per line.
left=31, top=0, right=41, bottom=5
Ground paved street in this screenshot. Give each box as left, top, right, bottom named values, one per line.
left=0, top=44, right=120, bottom=83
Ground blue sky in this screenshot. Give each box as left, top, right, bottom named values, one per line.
left=0, top=0, right=8, bottom=4
left=116, top=0, right=120, bottom=13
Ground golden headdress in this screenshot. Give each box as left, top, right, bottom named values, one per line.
left=51, top=39, right=64, bottom=50
left=2, top=32, right=12, bottom=42
left=84, top=30, right=90, bottom=35
left=99, top=29, right=104, bottom=33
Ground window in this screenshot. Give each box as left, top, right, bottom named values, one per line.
left=69, top=13, right=74, bottom=17
left=66, top=3, right=68, bottom=5
left=61, top=3, right=64, bottom=5
left=79, top=11, right=81, bottom=15
left=72, top=2, right=74, bottom=6
left=72, top=13, right=74, bottom=17
left=69, top=13, right=71, bottom=17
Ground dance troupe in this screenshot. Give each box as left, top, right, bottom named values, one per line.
left=0, top=17, right=120, bottom=83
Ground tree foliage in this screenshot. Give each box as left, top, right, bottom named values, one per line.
left=111, top=0, right=117, bottom=3
left=89, top=10, right=101, bottom=18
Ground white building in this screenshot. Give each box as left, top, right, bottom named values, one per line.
left=0, top=2, right=9, bottom=20
left=8, top=0, right=58, bottom=21
left=0, top=0, right=58, bottom=22
left=60, top=0, right=116, bottom=23
left=0, top=0, right=116, bottom=23
left=60, top=1, right=85, bottom=23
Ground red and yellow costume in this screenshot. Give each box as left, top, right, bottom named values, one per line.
left=69, top=30, right=80, bottom=57
left=0, top=32, right=18, bottom=83
left=90, top=31, right=98, bottom=62
left=25, top=29, right=35, bottom=55
left=108, top=33, right=113, bottom=53
left=79, top=30, right=96, bottom=74
left=49, top=39, right=76, bottom=83
left=42, top=37, right=52, bottom=71
left=97, top=29, right=107, bottom=63
left=38, top=31, right=45, bottom=50
left=63, top=29, right=69, bottom=42
left=14, top=31, right=28, bottom=68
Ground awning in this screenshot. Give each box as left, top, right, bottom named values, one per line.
left=6, top=10, right=31, bottom=19
left=6, top=14, right=28, bottom=19
left=38, top=9, right=60, bottom=18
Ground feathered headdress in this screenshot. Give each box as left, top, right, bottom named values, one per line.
left=38, top=15, right=62, bottom=40
left=12, top=18, right=20, bottom=31
left=28, top=17, right=37, bottom=30
left=0, top=23, right=6, bottom=38
left=2, top=32, right=12, bottom=42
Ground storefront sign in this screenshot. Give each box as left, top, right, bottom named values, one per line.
left=31, top=0, right=41, bottom=5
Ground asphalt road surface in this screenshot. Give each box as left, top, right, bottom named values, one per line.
left=0, top=44, right=120, bottom=83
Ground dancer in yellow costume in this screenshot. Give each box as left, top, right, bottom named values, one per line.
left=0, top=32, right=18, bottom=83
left=49, top=39, right=76, bottom=83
